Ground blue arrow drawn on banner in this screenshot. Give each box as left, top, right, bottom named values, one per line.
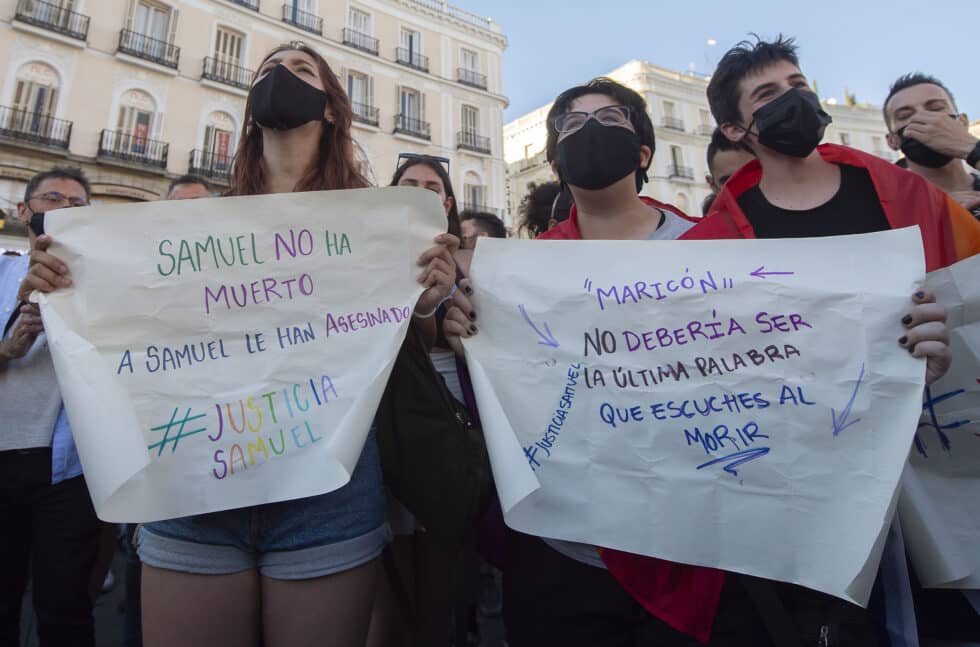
left=832, top=363, right=865, bottom=436
left=518, top=304, right=559, bottom=348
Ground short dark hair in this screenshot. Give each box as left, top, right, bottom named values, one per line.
left=518, top=181, right=572, bottom=238
left=167, top=175, right=211, bottom=196
left=24, top=166, right=91, bottom=203
left=545, top=78, right=655, bottom=189
left=883, top=73, right=958, bottom=128
left=389, top=155, right=460, bottom=238
left=706, top=127, right=746, bottom=175
left=460, top=210, right=507, bottom=239
left=707, top=35, right=800, bottom=127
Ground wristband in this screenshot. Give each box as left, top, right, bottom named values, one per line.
left=412, top=283, right=458, bottom=319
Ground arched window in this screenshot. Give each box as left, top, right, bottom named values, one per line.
left=463, top=170, right=485, bottom=210
left=9, top=62, right=59, bottom=135
left=203, top=110, right=235, bottom=169
left=114, top=89, right=156, bottom=153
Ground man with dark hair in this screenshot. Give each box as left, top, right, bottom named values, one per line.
left=883, top=73, right=980, bottom=216
left=518, top=182, right=573, bottom=238
left=703, top=128, right=755, bottom=214
left=459, top=210, right=506, bottom=244
left=684, top=35, right=980, bottom=644
left=1, top=166, right=100, bottom=646
left=166, top=174, right=211, bottom=200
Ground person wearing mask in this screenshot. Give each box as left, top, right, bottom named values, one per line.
left=19, top=44, right=458, bottom=647
left=165, top=175, right=212, bottom=200
left=1, top=166, right=101, bottom=646
left=517, top=182, right=573, bottom=239
left=445, top=78, right=755, bottom=647
left=702, top=128, right=755, bottom=215
left=681, top=36, right=979, bottom=644
left=883, top=73, right=980, bottom=217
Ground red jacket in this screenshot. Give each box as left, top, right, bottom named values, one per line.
left=538, top=196, right=725, bottom=644
left=683, top=144, right=980, bottom=269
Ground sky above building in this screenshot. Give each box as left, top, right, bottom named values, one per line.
left=464, top=0, right=979, bottom=125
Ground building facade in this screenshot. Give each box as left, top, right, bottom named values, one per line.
left=0, top=0, right=508, bottom=247
left=504, top=59, right=897, bottom=222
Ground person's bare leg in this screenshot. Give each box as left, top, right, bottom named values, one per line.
left=141, top=565, right=260, bottom=647
left=367, top=539, right=414, bottom=647
left=262, top=559, right=379, bottom=647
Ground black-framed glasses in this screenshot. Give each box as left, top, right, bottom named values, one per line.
left=28, top=191, right=88, bottom=208
left=551, top=105, right=633, bottom=136
left=396, top=153, right=450, bottom=174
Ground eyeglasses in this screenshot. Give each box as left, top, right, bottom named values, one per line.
left=396, top=153, right=450, bottom=173
left=28, top=192, right=88, bottom=208
left=551, top=105, right=633, bottom=136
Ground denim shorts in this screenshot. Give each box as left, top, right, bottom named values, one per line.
left=135, top=434, right=387, bottom=580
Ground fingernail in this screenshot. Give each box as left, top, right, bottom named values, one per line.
left=908, top=346, right=915, bottom=354
left=464, top=286, right=473, bottom=295
left=898, top=336, right=908, bottom=345
left=901, top=314, right=913, bottom=325
left=914, top=291, right=925, bottom=299
left=469, top=325, right=477, bottom=334
left=469, top=311, right=477, bottom=320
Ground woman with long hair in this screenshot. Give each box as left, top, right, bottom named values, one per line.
left=21, top=43, right=458, bottom=647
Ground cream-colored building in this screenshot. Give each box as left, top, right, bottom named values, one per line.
left=0, top=0, right=508, bottom=244
left=505, top=59, right=896, bottom=221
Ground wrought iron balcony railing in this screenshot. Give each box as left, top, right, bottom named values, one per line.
left=118, top=28, right=180, bottom=68
left=14, top=0, right=89, bottom=40
left=0, top=105, right=72, bottom=149
left=393, top=114, right=430, bottom=140
left=98, top=129, right=169, bottom=170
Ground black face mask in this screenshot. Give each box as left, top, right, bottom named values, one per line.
left=29, top=211, right=45, bottom=236
left=251, top=64, right=328, bottom=131
left=897, top=120, right=956, bottom=168
left=556, top=120, right=644, bottom=192
left=745, top=87, right=832, bottom=158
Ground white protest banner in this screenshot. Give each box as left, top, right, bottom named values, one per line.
left=900, top=253, right=980, bottom=589
left=37, top=187, right=443, bottom=522
left=463, top=227, right=926, bottom=606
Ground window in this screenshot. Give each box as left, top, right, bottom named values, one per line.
left=213, top=27, right=244, bottom=66
left=464, top=183, right=486, bottom=209
left=461, top=48, right=478, bottom=72
left=663, top=101, right=676, bottom=118
left=675, top=192, right=690, bottom=214
left=839, top=132, right=851, bottom=146
left=115, top=89, right=156, bottom=153
left=400, top=28, right=421, bottom=55
left=670, top=145, right=684, bottom=168
left=10, top=63, right=59, bottom=134
left=399, top=87, right=421, bottom=122
left=461, top=105, right=479, bottom=134
left=130, top=0, right=172, bottom=41
left=699, top=109, right=710, bottom=125
left=203, top=111, right=235, bottom=170
left=348, top=7, right=371, bottom=35
left=347, top=71, right=375, bottom=123
left=123, top=0, right=178, bottom=63
left=523, top=143, right=533, bottom=160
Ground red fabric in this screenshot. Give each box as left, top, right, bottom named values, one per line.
left=683, top=143, right=980, bottom=268
left=538, top=196, right=699, bottom=240
left=537, top=195, right=726, bottom=644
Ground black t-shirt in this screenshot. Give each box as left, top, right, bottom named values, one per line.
left=737, top=164, right=890, bottom=238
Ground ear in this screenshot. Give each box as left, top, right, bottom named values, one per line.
left=885, top=131, right=901, bottom=152
left=720, top=123, right=746, bottom=144
left=639, top=145, right=652, bottom=172
left=550, top=160, right=562, bottom=182
left=705, top=174, right=716, bottom=190
left=323, top=103, right=334, bottom=122
left=443, top=195, right=454, bottom=215
left=16, top=202, right=29, bottom=224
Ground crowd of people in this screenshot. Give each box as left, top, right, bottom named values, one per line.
left=1, top=33, right=979, bottom=647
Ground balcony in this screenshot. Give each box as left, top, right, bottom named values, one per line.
left=696, top=123, right=714, bottom=137
left=14, top=0, right=89, bottom=41
left=188, top=149, right=232, bottom=185
left=98, top=129, right=169, bottom=171
left=343, top=28, right=378, bottom=55
left=227, top=0, right=259, bottom=9
left=396, top=48, right=429, bottom=73
left=0, top=105, right=72, bottom=149
left=118, top=29, right=180, bottom=69
left=457, top=67, right=487, bottom=90
left=457, top=130, right=490, bottom=154
left=351, top=102, right=379, bottom=127
left=661, top=116, right=685, bottom=132
left=202, top=57, right=253, bottom=91
left=393, top=114, right=430, bottom=140
left=282, top=4, right=322, bottom=35
left=667, top=164, right=695, bottom=180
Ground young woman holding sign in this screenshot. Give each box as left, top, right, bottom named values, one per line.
left=20, top=43, right=458, bottom=647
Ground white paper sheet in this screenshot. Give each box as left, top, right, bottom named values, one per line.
left=462, top=227, right=926, bottom=606
left=900, top=254, right=980, bottom=590
left=37, top=187, right=444, bottom=522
